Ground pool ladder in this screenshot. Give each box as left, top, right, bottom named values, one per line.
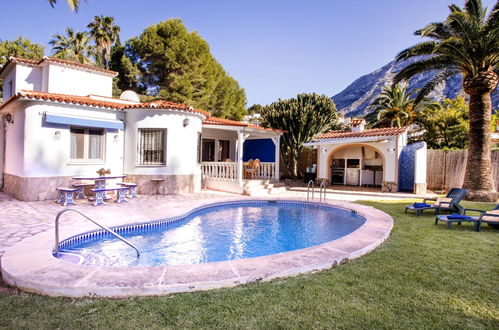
left=307, top=180, right=327, bottom=203
left=54, top=208, right=140, bottom=258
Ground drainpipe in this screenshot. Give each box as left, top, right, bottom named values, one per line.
left=0, top=114, right=5, bottom=190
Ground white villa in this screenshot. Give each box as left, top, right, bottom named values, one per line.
left=0, top=57, right=281, bottom=201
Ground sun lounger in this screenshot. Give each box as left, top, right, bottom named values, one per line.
left=435, top=204, right=499, bottom=231
left=405, top=188, right=467, bottom=216
left=476, top=205, right=499, bottom=232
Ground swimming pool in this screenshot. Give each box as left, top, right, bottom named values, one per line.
left=57, top=201, right=366, bottom=267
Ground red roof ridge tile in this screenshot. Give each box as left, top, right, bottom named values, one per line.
left=1, top=57, right=117, bottom=77
left=0, top=90, right=210, bottom=117
left=1, top=91, right=279, bottom=132
left=203, top=116, right=282, bottom=132
left=315, top=127, right=408, bottom=140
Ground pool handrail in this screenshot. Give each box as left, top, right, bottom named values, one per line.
left=319, top=180, right=327, bottom=203
left=307, top=180, right=315, bottom=201
left=54, top=208, right=140, bottom=258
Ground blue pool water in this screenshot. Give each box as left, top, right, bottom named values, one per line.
left=58, top=201, right=366, bottom=267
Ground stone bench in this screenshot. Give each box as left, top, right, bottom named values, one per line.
left=90, top=186, right=130, bottom=206
left=117, top=182, right=139, bottom=198
left=56, top=187, right=79, bottom=206
left=72, top=183, right=95, bottom=199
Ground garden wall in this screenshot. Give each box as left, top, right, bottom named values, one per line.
left=427, top=150, right=499, bottom=192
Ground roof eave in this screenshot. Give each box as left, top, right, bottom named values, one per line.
left=303, top=135, right=398, bottom=146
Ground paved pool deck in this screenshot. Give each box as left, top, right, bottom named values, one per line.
left=0, top=188, right=418, bottom=297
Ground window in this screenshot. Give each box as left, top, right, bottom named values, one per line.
left=202, top=139, right=215, bottom=162
left=70, top=127, right=104, bottom=161
left=218, top=140, right=230, bottom=161
left=138, top=128, right=166, bottom=165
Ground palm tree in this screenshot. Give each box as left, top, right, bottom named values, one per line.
left=88, top=16, right=121, bottom=69
left=48, top=0, right=80, bottom=11
left=49, top=28, right=93, bottom=64
left=394, top=0, right=498, bottom=202
left=369, top=83, right=418, bottom=127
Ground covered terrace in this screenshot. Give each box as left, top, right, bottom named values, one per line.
left=201, top=117, right=282, bottom=194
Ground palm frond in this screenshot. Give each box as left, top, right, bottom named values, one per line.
left=396, top=41, right=439, bottom=61
left=413, top=69, right=459, bottom=104
left=394, top=56, right=458, bottom=84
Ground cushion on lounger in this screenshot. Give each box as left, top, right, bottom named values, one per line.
left=482, top=209, right=499, bottom=222
left=447, top=214, right=472, bottom=220
left=413, top=203, right=431, bottom=208
left=433, top=197, right=453, bottom=206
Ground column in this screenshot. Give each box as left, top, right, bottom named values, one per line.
left=237, top=131, right=244, bottom=186
left=272, top=136, right=280, bottom=181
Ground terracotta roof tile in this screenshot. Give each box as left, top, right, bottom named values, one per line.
left=0, top=57, right=117, bottom=77
left=315, top=127, right=408, bottom=140
left=126, top=100, right=210, bottom=116
left=0, top=91, right=210, bottom=118
left=203, top=116, right=282, bottom=132
left=2, top=90, right=127, bottom=110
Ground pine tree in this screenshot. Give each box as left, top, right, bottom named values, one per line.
left=127, top=19, right=246, bottom=119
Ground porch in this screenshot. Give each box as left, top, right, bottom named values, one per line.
left=200, top=117, right=282, bottom=194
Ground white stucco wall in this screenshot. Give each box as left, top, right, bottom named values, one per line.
left=414, top=142, right=427, bottom=184
left=2, top=102, right=25, bottom=176
left=17, top=101, right=124, bottom=177
left=124, top=109, right=203, bottom=175
left=16, top=64, right=43, bottom=94
left=45, top=64, right=113, bottom=97
left=2, top=67, right=16, bottom=101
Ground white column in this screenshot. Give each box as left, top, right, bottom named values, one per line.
left=236, top=131, right=244, bottom=186
left=272, top=136, right=280, bottom=181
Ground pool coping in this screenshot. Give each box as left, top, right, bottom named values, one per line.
left=1, top=197, right=393, bottom=297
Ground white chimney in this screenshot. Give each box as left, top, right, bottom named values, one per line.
left=350, top=118, right=366, bottom=132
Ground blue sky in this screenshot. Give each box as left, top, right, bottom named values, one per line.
left=1, top=0, right=496, bottom=106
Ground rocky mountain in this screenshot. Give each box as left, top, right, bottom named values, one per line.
left=332, top=60, right=499, bottom=117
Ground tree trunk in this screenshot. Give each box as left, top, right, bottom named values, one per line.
left=462, top=71, right=498, bottom=202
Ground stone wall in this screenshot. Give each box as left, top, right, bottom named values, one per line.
left=124, top=174, right=200, bottom=195
left=2, top=173, right=200, bottom=201
left=3, top=173, right=73, bottom=201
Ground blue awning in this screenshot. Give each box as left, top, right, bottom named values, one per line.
left=45, top=113, right=124, bottom=130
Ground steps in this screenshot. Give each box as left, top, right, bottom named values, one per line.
left=243, top=180, right=287, bottom=196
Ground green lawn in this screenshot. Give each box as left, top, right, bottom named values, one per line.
left=1, top=200, right=498, bottom=329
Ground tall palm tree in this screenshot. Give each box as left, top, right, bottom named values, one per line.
left=48, top=0, right=80, bottom=12
left=88, top=16, right=120, bottom=69
left=49, top=28, right=93, bottom=64
left=369, top=83, right=418, bottom=127
left=394, top=0, right=498, bottom=202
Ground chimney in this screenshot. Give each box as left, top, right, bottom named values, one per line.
left=350, top=118, right=366, bottom=132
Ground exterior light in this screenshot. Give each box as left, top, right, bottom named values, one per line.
left=54, top=131, right=61, bottom=140
left=114, top=134, right=120, bottom=143
left=321, top=148, right=327, bottom=153
left=183, top=118, right=190, bottom=127
left=5, top=113, right=13, bottom=124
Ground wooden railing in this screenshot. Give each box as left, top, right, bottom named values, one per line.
left=201, top=162, right=276, bottom=180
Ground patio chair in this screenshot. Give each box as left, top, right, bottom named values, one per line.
left=244, top=159, right=260, bottom=179
left=435, top=204, right=499, bottom=231
left=405, top=188, right=468, bottom=216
